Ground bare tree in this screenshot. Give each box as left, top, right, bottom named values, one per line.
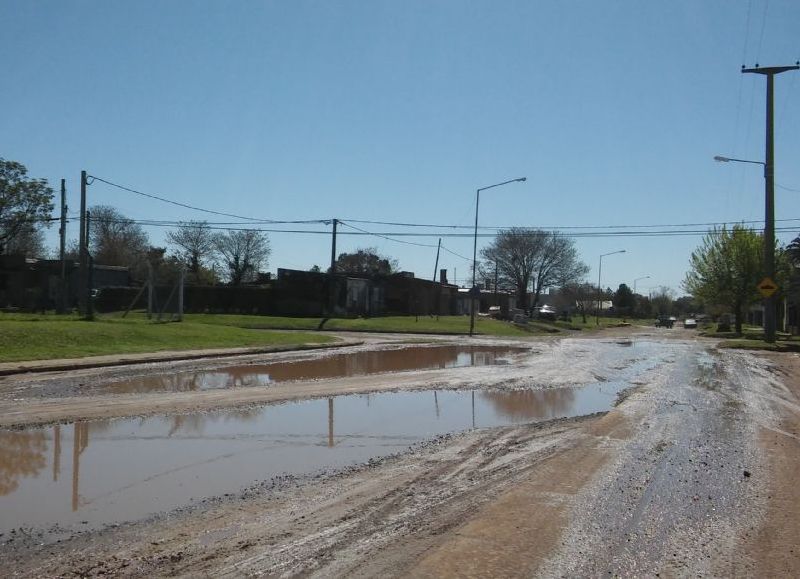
left=214, top=230, right=270, bottom=285
left=166, top=221, right=215, bottom=274
left=481, top=228, right=588, bottom=310
left=87, top=205, right=150, bottom=271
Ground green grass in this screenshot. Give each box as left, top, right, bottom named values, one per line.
left=0, top=313, right=333, bottom=363
left=182, top=313, right=324, bottom=331
left=185, top=313, right=537, bottom=337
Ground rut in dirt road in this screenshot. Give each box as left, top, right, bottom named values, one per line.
left=536, top=346, right=767, bottom=577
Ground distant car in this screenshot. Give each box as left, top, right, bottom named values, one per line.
left=655, top=315, right=674, bottom=328
left=536, top=305, right=557, bottom=321
left=683, top=318, right=697, bottom=329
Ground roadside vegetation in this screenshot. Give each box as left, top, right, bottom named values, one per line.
left=0, top=313, right=333, bottom=363
left=185, top=313, right=536, bottom=336
left=0, top=309, right=647, bottom=364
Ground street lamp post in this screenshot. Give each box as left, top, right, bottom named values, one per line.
left=469, top=177, right=526, bottom=337
left=715, top=63, right=798, bottom=343
left=633, top=275, right=650, bottom=319
left=596, top=250, right=625, bottom=326
left=633, top=275, right=650, bottom=297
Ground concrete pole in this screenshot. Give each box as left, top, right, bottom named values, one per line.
left=78, top=171, right=87, bottom=315
left=58, top=179, right=67, bottom=313
left=742, top=63, right=799, bottom=343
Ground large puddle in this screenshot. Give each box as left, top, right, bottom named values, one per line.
left=84, top=345, right=526, bottom=395
left=1, top=339, right=681, bottom=536
left=0, top=382, right=622, bottom=534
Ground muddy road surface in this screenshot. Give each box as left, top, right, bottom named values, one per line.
left=1, top=331, right=798, bottom=577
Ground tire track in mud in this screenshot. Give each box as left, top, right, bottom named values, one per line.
left=535, top=347, right=766, bottom=577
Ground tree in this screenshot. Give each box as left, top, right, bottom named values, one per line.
left=557, top=282, right=596, bottom=323
left=333, top=247, right=398, bottom=276
left=5, top=222, right=45, bottom=257
left=166, top=221, right=215, bottom=274
left=650, top=286, right=675, bottom=317
left=87, top=205, right=150, bottom=273
left=214, top=230, right=270, bottom=285
left=613, top=283, right=635, bottom=316
left=0, top=158, right=54, bottom=255
left=481, top=228, right=588, bottom=310
left=683, top=226, right=762, bottom=333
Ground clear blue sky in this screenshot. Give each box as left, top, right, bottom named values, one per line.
left=3, top=1, right=799, bottom=295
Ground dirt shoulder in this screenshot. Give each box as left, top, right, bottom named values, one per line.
left=742, top=351, right=800, bottom=577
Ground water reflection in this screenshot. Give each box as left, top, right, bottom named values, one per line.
left=481, top=389, right=577, bottom=420
left=96, top=346, right=525, bottom=395
left=0, top=383, right=620, bottom=534
left=0, top=430, right=47, bottom=496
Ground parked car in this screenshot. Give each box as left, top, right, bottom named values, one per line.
left=683, top=318, right=697, bottom=329
left=536, top=305, right=557, bottom=321
left=655, top=315, right=674, bottom=328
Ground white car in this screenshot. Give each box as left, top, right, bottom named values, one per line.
left=683, top=318, right=697, bottom=329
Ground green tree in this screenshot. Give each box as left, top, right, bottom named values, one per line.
left=0, top=158, right=54, bottom=255
left=613, top=283, right=635, bottom=316
left=6, top=222, right=45, bottom=257
left=683, top=226, right=763, bottom=333
left=333, top=247, right=398, bottom=276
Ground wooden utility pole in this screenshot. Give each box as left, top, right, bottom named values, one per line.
left=494, top=260, right=498, bottom=304
left=85, top=211, right=94, bottom=319
left=432, top=238, right=441, bottom=282
left=177, top=268, right=185, bottom=321
left=742, top=63, right=799, bottom=343
left=329, top=218, right=338, bottom=273
left=147, top=262, right=154, bottom=319
left=58, top=179, right=67, bottom=313
left=78, top=171, right=88, bottom=315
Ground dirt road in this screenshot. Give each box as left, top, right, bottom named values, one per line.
left=2, top=331, right=798, bottom=577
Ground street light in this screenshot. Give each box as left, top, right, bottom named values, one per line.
left=714, top=154, right=771, bottom=339
left=469, top=177, right=527, bottom=336
left=596, top=250, right=625, bottom=326
left=715, top=62, right=798, bottom=343
left=713, top=155, right=765, bottom=172
left=632, top=275, right=650, bottom=319
left=632, top=276, right=650, bottom=296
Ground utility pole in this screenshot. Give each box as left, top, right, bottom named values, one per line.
left=85, top=211, right=94, bottom=320
left=78, top=170, right=88, bottom=315
left=329, top=218, right=338, bottom=274
left=494, top=261, right=498, bottom=304
left=58, top=179, right=67, bottom=313
left=742, top=62, right=799, bottom=343
left=432, top=238, right=441, bottom=282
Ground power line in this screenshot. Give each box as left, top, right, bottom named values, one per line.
left=338, top=220, right=439, bottom=248
left=440, top=245, right=472, bottom=262
left=85, top=174, right=800, bottom=233
left=88, top=174, right=327, bottom=225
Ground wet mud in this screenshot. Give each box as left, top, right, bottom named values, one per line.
left=2, top=332, right=796, bottom=577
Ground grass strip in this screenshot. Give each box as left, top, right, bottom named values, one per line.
left=0, top=314, right=332, bottom=363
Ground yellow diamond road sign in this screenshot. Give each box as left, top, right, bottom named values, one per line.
left=757, top=277, right=778, bottom=298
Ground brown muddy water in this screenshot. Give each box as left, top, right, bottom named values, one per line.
left=86, top=345, right=527, bottom=395
left=0, top=382, right=622, bottom=535
left=1, top=340, right=674, bottom=537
